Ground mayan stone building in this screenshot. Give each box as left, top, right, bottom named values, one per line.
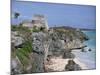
left=22, top=14, right=49, bottom=30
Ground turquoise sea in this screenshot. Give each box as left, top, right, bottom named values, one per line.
left=73, top=30, right=96, bottom=69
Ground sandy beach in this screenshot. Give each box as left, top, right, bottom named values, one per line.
left=45, top=56, right=88, bottom=71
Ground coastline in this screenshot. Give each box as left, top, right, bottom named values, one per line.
left=72, top=49, right=96, bottom=69
left=45, top=56, right=88, bottom=72
left=73, top=58, right=88, bottom=69
left=11, top=24, right=96, bottom=73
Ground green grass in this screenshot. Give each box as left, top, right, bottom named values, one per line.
left=11, top=25, right=33, bottom=69
left=16, top=49, right=29, bottom=66
left=16, top=41, right=32, bottom=68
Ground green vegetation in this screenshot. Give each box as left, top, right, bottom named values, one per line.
left=11, top=25, right=33, bottom=70
left=11, top=25, right=19, bottom=31
left=32, top=26, right=46, bottom=32
left=32, top=26, right=40, bottom=32
left=54, top=28, right=89, bottom=42
left=16, top=49, right=29, bottom=66
left=16, top=41, right=32, bottom=67
left=14, top=12, right=20, bottom=19
left=11, top=24, right=89, bottom=73
left=11, top=24, right=47, bottom=73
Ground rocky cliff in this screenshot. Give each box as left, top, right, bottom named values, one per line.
left=11, top=26, right=89, bottom=74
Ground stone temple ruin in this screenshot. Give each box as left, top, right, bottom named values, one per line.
left=22, top=14, right=49, bottom=30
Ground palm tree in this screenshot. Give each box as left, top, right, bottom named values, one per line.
left=14, top=12, right=20, bottom=19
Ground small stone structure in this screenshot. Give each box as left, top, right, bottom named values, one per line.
left=22, top=14, right=49, bottom=30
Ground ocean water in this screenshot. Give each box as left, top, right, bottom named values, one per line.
left=72, top=30, right=96, bottom=69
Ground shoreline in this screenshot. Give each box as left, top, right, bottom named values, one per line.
left=72, top=49, right=96, bottom=69
left=73, top=58, right=88, bottom=69
left=45, top=56, right=88, bottom=72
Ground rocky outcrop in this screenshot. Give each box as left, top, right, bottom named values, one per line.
left=32, top=32, right=49, bottom=72
left=11, top=27, right=89, bottom=74
left=65, top=60, right=81, bottom=71
left=11, top=57, right=23, bottom=74
left=31, top=29, right=88, bottom=72
left=11, top=31, right=23, bottom=48
left=63, top=50, right=75, bottom=59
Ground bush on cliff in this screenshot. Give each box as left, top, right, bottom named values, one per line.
left=54, top=28, right=89, bottom=42
left=11, top=25, right=33, bottom=73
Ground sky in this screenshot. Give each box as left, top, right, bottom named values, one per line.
left=11, top=0, right=96, bottom=29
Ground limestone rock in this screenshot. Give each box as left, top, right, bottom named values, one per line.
left=11, top=31, right=23, bottom=47
left=65, top=60, right=81, bottom=71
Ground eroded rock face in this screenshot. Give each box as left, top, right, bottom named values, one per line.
left=65, top=60, right=81, bottom=71
left=67, top=39, right=84, bottom=49
left=63, top=51, right=75, bottom=59
left=31, top=30, right=88, bottom=72
left=11, top=31, right=23, bottom=48
left=11, top=57, right=23, bottom=74
left=32, top=30, right=87, bottom=62
left=32, top=53, right=45, bottom=73
left=32, top=32, right=49, bottom=72
left=11, top=28, right=88, bottom=74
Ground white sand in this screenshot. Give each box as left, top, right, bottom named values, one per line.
left=74, top=58, right=88, bottom=69
left=45, top=56, right=88, bottom=71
